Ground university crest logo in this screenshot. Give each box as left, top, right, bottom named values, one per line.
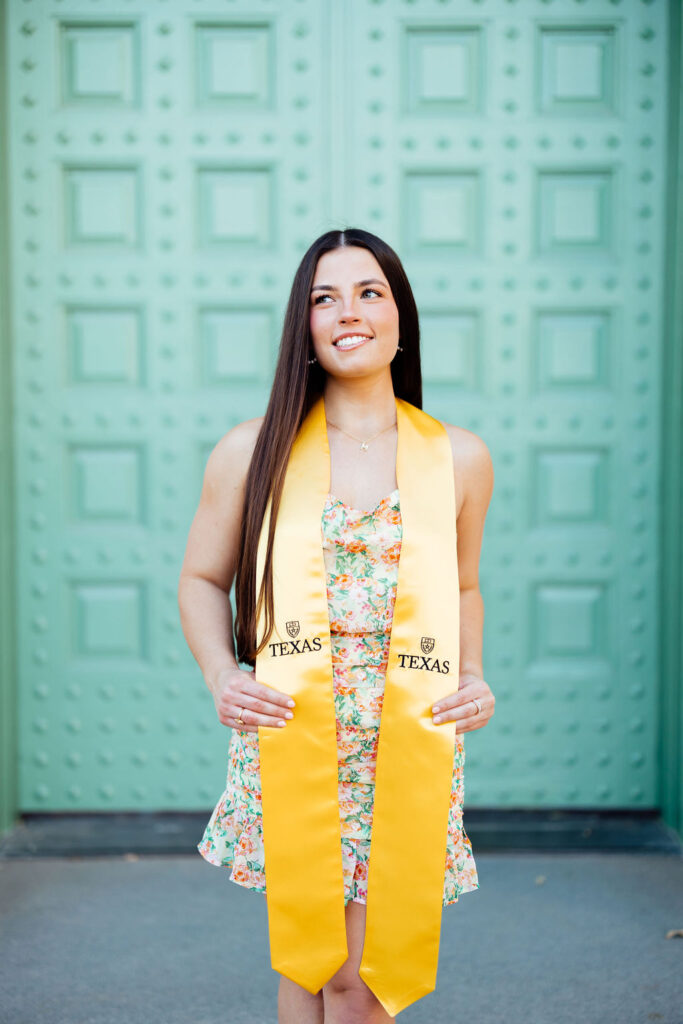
left=421, top=636, right=435, bottom=655
left=269, top=619, right=323, bottom=658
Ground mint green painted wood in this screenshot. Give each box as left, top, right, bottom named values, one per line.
left=0, top=0, right=18, bottom=834
left=660, top=1, right=683, bottom=837
left=3, top=0, right=676, bottom=817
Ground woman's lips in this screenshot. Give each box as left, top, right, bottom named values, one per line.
left=333, top=335, right=373, bottom=351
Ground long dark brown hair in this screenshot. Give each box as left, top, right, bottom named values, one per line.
left=234, top=227, right=423, bottom=666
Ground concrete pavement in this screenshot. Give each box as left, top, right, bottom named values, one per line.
left=1, top=850, right=682, bottom=1024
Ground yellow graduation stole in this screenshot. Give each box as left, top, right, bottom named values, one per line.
left=254, top=393, right=460, bottom=1017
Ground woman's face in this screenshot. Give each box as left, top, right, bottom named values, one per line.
left=308, top=246, right=400, bottom=377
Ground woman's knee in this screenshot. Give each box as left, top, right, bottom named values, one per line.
left=323, top=974, right=385, bottom=1016
left=321, top=903, right=394, bottom=1020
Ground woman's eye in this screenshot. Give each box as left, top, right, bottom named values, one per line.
left=313, top=288, right=380, bottom=305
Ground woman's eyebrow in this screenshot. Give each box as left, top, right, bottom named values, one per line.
left=310, top=278, right=386, bottom=292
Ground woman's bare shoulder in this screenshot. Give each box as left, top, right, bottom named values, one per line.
left=203, top=415, right=265, bottom=496
left=211, top=414, right=265, bottom=460
left=437, top=420, right=492, bottom=463
left=436, top=420, right=494, bottom=518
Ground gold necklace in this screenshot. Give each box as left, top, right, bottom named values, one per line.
left=326, top=417, right=397, bottom=452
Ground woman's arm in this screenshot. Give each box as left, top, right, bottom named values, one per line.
left=177, top=419, right=260, bottom=694
left=432, top=424, right=495, bottom=732
left=455, top=430, right=494, bottom=679
left=177, top=417, right=297, bottom=733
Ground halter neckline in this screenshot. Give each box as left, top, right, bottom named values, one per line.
left=326, top=487, right=400, bottom=516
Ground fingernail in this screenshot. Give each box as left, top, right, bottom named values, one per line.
left=433, top=715, right=442, bottom=723
left=277, top=720, right=286, bottom=727
left=285, top=711, right=293, bottom=719
left=432, top=705, right=441, bottom=713
left=287, top=700, right=295, bottom=708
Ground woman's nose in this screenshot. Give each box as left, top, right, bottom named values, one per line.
left=338, top=300, right=362, bottom=319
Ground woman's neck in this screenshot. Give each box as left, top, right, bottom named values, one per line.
left=322, top=377, right=397, bottom=436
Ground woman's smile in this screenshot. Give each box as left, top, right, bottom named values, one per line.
left=333, top=334, right=374, bottom=351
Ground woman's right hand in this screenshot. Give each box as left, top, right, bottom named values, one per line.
left=211, top=665, right=296, bottom=733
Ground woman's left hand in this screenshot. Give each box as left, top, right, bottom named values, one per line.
left=431, top=672, right=495, bottom=733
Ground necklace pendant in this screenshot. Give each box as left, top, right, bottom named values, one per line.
left=360, top=442, right=369, bottom=452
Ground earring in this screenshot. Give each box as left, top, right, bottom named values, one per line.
left=397, top=338, right=403, bottom=352
left=308, top=355, right=317, bottom=364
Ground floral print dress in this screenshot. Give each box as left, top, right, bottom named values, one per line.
left=197, top=488, right=480, bottom=907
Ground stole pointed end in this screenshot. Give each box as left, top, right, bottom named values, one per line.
left=272, top=946, right=349, bottom=998
left=358, top=964, right=437, bottom=1018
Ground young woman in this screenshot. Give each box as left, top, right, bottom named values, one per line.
left=178, top=227, right=495, bottom=1023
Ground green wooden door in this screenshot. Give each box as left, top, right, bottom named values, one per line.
left=3, top=0, right=672, bottom=814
